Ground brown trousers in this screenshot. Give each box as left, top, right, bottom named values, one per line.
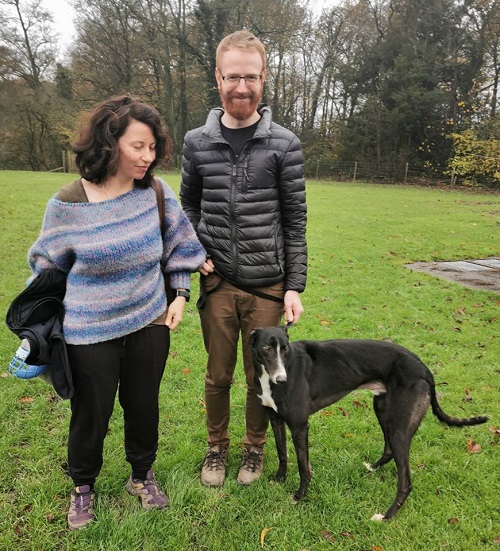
left=199, top=274, right=284, bottom=449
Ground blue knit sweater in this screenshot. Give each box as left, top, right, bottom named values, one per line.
left=28, top=179, right=206, bottom=345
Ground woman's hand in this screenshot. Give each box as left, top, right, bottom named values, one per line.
left=165, top=297, right=186, bottom=330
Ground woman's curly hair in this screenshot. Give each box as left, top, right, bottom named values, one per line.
left=72, top=95, right=172, bottom=188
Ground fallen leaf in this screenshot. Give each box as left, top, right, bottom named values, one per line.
left=321, top=530, right=335, bottom=542
left=338, top=407, right=349, bottom=417
left=19, top=397, right=34, bottom=403
left=353, top=400, right=368, bottom=408
left=371, top=546, right=384, bottom=551
left=260, top=527, right=272, bottom=547
left=448, top=517, right=459, bottom=524
left=320, top=320, right=330, bottom=326
left=466, top=438, right=482, bottom=454
left=340, top=531, right=354, bottom=538
left=488, top=427, right=500, bottom=437
left=320, top=410, right=334, bottom=416
left=181, top=368, right=191, bottom=374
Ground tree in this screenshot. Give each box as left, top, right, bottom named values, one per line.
left=0, top=0, right=57, bottom=88
left=0, top=0, right=498, bottom=184
left=0, top=0, right=68, bottom=170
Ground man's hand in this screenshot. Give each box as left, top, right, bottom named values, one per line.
left=200, top=258, right=215, bottom=276
left=283, top=290, right=304, bottom=325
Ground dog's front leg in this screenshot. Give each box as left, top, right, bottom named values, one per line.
left=290, top=423, right=311, bottom=501
left=269, top=410, right=288, bottom=481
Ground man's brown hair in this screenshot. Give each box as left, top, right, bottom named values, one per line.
left=216, top=30, right=266, bottom=71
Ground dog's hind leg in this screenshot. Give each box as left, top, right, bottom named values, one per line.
left=366, top=394, right=394, bottom=471
left=269, top=410, right=288, bottom=481
left=290, top=422, right=312, bottom=501
left=377, top=382, right=431, bottom=521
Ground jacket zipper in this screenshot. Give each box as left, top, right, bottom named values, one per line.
left=241, top=156, right=249, bottom=193
left=230, top=163, right=238, bottom=277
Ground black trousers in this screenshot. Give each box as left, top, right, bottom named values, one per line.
left=66, top=325, right=169, bottom=487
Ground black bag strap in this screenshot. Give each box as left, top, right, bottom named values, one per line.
left=151, top=178, right=176, bottom=303
left=151, top=178, right=165, bottom=235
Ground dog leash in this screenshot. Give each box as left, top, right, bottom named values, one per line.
left=196, top=269, right=284, bottom=310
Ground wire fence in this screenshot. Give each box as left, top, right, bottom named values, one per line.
left=58, top=152, right=498, bottom=189
left=304, top=158, right=499, bottom=188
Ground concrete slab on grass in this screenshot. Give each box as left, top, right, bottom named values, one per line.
left=406, top=257, right=500, bottom=294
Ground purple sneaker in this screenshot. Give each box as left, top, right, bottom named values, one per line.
left=126, top=470, right=169, bottom=510
left=67, top=485, right=95, bottom=530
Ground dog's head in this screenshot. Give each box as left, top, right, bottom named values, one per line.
left=250, top=326, right=289, bottom=384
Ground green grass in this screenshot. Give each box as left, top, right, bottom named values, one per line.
left=0, top=170, right=498, bottom=550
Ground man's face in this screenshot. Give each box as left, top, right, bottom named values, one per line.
left=216, top=48, right=265, bottom=122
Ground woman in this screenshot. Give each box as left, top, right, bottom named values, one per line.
left=28, top=95, right=206, bottom=530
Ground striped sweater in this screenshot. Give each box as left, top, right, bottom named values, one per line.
left=28, top=179, right=206, bottom=345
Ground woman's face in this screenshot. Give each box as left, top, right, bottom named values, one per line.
left=115, top=119, right=156, bottom=182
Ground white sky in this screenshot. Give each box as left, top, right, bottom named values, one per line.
left=43, top=0, right=338, bottom=57
left=43, top=0, right=75, bottom=51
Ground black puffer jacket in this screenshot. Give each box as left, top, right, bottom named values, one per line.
left=180, top=105, right=307, bottom=291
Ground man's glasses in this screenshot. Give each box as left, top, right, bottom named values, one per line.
left=221, top=74, right=262, bottom=85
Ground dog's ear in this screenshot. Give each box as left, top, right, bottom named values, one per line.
left=280, top=323, right=292, bottom=335
left=249, top=328, right=260, bottom=345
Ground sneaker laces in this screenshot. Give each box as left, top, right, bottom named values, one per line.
left=142, top=473, right=162, bottom=497
left=131, top=471, right=168, bottom=508
left=241, top=449, right=263, bottom=473
left=74, top=492, right=93, bottom=510
left=69, top=487, right=94, bottom=519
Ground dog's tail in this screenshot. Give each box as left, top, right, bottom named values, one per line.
left=430, top=384, right=488, bottom=427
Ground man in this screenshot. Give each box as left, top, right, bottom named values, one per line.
left=180, top=30, right=307, bottom=487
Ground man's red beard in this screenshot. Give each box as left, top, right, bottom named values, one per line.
left=221, top=89, right=261, bottom=121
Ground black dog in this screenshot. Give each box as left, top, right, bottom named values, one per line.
left=250, top=326, right=488, bottom=520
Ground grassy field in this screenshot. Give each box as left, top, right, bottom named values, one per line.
left=0, top=170, right=498, bottom=550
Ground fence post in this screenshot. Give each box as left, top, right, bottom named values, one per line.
left=450, top=167, right=455, bottom=185
left=405, top=162, right=409, bottom=182
left=315, top=160, right=319, bottom=180
left=353, top=161, right=357, bottom=182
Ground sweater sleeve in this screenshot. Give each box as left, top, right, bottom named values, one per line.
left=159, top=179, right=206, bottom=290
left=28, top=198, right=75, bottom=276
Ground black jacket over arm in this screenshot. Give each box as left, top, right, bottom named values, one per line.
left=6, top=269, right=73, bottom=399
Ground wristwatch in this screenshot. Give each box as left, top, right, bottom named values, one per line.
left=175, top=289, right=190, bottom=302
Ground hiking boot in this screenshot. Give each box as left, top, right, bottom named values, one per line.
left=126, top=470, right=169, bottom=510
left=237, top=446, right=264, bottom=485
left=201, top=445, right=228, bottom=487
left=67, top=485, right=95, bottom=531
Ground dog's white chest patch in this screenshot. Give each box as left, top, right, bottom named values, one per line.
left=257, top=368, right=278, bottom=413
